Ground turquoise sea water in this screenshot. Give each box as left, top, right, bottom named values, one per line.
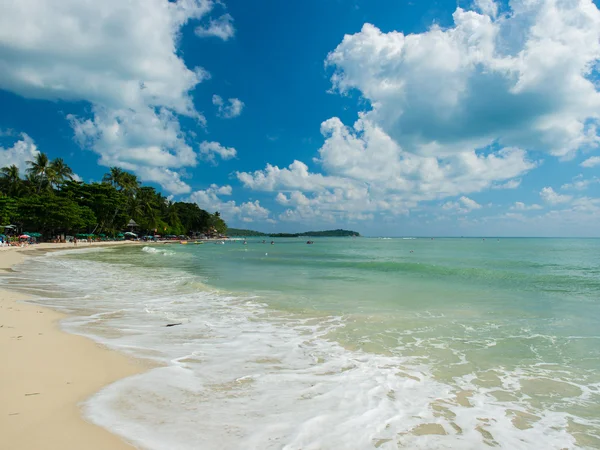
left=3, top=237, right=600, bottom=449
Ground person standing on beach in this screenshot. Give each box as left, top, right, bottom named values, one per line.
left=73, top=237, right=77, bottom=246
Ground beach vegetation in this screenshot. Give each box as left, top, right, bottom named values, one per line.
left=0, top=157, right=227, bottom=239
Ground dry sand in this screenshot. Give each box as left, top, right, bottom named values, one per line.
left=0, top=243, right=149, bottom=449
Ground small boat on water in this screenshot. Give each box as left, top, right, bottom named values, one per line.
left=180, top=241, right=188, bottom=245
left=194, top=241, right=204, bottom=244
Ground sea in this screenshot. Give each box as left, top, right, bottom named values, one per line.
left=2, top=237, right=600, bottom=449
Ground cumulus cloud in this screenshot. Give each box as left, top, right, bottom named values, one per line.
left=214, top=184, right=233, bottom=196
left=0, top=0, right=231, bottom=194
left=0, top=0, right=213, bottom=115
left=488, top=195, right=600, bottom=236
left=187, top=185, right=271, bottom=223
left=326, top=0, right=600, bottom=158
left=199, top=141, right=237, bottom=163
left=69, top=107, right=196, bottom=169
left=68, top=106, right=197, bottom=193
left=474, top=0, right=499, bottom=18
left=581, top=156, right=600, bottom=168
left=238, top=117, right=535, bottom=222
left=212, top=95, right=244, bottom=119
left=540, top=187, right=572, bottom=205
left=510, top=202, right=543, bottom=211
left=0, top=133, right=39, bottom=173
left=238, top=159, right=354, bottom=192
left=195, top=13, right=235, bottom=40
left=135, top=166, right=191, bottom=195
left=238, top=0, right=600, bottom=225
left=561, top=174, right=600, bottom=191
left=492, top=179, right=522, bottom=190
left=442, top=196, right=482, bottom=213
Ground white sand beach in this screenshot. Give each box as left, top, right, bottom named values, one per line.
left=0, top=243, right=148, bottom=449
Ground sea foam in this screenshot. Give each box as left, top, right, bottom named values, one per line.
left=1, top=249, right=594, bottom=449
left=142, top=246, right=175, bottom=256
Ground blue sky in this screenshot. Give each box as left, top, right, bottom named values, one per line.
left=1, top=0, right=600, bottom=236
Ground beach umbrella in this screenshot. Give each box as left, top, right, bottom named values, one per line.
left=124, top=231, right=137, bottom=237
left=19, top=234, right=30, bottom=239
left=99, top=233, right=106, bottom=237
left=24, top=232, right=42, bottom=237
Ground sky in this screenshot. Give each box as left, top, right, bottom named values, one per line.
left=1, top=0, right=600, bottom=237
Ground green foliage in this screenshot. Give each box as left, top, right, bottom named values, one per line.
left=226, top=228, right=267, bottom=237
left=60, top=181, right=129, bottom=233
left=0, top=195, right=18, bottom=225
left=173, top=202, right=211, bottom=233
left=48, top=158, right=74, bottom=187
left=0, top=165, right=23, bottom=197
left=16, top=194, right=96, bottom=233
left=1, top=158, right=228, bottom=239
left=209, top=211, right=227, bottom=234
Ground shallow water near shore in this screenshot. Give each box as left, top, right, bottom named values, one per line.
left=2, top=237, right=600, bottom=449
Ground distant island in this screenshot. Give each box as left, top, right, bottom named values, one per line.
left=226, top=228, right=360, bottom=237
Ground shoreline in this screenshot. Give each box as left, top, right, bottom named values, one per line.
left=0, top=243, right=151, bottom=449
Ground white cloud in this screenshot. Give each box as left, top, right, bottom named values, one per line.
left=0, top=0, right=231, bottom=194
left=0, top=0, right=213, bottom=115
left=69, top=106, right=197, bottom=193
left=239, top=0, right=600, bottom=225
left=510, top=202, right=543, bottom=211
left=195, top=14, right=235, bottom=41
left=581, top=156, right=600, bottom=168
left=482, top=195, right=600, bottom=236
left=492, top=179, right=522, bottom=190
left=212, top=95, right=244, bottom=119
left=70, top=107, right=196, bottom=169
left=459, top=196, right=482, bottom=211
left=199, top=141, right=237, bottom=163
left=212, top=184, right=232, bottom=196
left=187, top=185, right=271, bottom=223
left=326, top=1, right=600, bottom=158
left=135, top=166, right=191, bottom=195
left=540, top=187, right=572, bottom=205
left=238, top=159, right=354, bottom=193
left=238, top=117, right=535, bottom=222
left=474, top=0, right=499, bottom=18
left=442, top=196, right=482, bottom=213
left=0, top=133, right=39, bottom=174
left=561, top=174, right=600, bottom=191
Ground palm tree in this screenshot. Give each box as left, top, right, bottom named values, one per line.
left=103, top=167, right=139, bottom=196
left=126, top=195, right=143, bottom=221
left=165, top=201, right=181, bottom=229
left=0, top=165, right=22, bottom=196
left=120, top=172, right=139, bottom=196
left=102, top=167, right=124, bottom=189
left=48, top=158, right=74, bottom=188
left=137, top=187, right=159, bottom=230
left=27, top=153, right=50, bottom=193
